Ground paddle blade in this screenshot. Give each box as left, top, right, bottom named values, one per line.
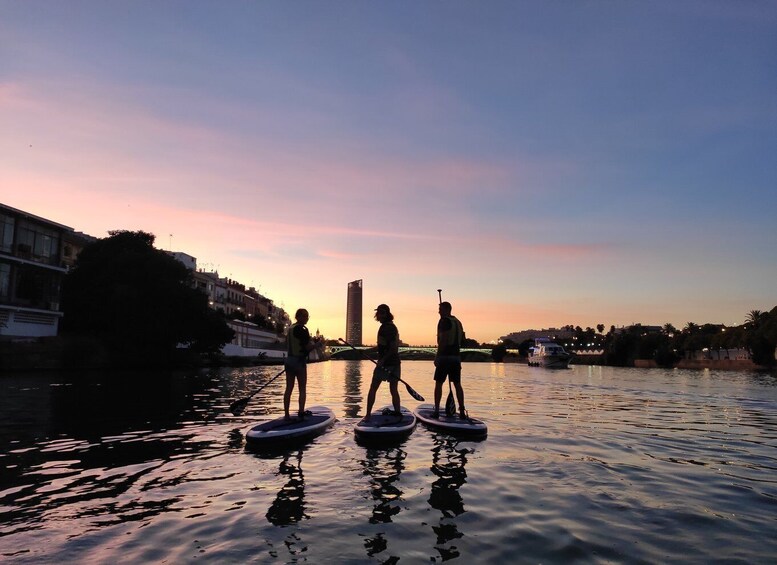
left=402, top=380, right=425, bottom=402
left=229, top=397, right=250, bottom=416
left=445, top=390, right=456, bottom=416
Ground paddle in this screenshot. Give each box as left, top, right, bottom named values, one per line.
left=229, top=367, right=286, bottom=416
left=438, top=289, right=456, bottom=416
left=338, top=338, right=425, bottom=401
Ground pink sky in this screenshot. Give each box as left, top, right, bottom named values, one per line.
left=2, top=3, right=775, bottom=344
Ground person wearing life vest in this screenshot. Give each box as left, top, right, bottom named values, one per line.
left=363, top=304, right=402, bottom=421
left=284, top=308, right=321, bottom=420
left=433, top=301, right=466, bottom=418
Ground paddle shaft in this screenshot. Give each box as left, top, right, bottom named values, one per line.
left=229, top=367, right=286, bottom=415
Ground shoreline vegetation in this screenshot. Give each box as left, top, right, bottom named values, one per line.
left=1, top=336, right=773, bottom=373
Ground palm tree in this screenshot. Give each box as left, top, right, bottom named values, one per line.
left=746, top=310, right=763, bottom=327
left=597, top=324, right=605, bottom=334
left=684, top=322, right=699, bottom=334
left=663, top=323, right=677, bottom=335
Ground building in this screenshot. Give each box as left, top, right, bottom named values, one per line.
left=168, top=251, right=196, bottom=271
left=0, top=204, right=73, bottom=338
left=346, top=279, right=363, bottom=346
left=500, top=327, right=575, bottom=344
left=223, top=318, right=285, bottom=358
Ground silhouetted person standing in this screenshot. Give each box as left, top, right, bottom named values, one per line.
left=364, top=304, right=402, bottom=420
left=284, top=308, right=320, bottom=420
left=433, top=301, right=466, bottom=418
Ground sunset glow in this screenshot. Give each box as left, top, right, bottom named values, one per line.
left=2, top=2, right=775, bottom=344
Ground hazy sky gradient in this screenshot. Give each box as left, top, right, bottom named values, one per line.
left=2, top=1, right=776, bottom=344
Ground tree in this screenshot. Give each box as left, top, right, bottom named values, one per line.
left=597, top=324, right=605, bottom=334
left=461, top=337, right=480, bottom=348
left=491, top=343, right=507, bottom=362
left=62, top=230, right=234, bottom=365
left=745, top=307, right=777, bottom=367
left=746, top=310, right=763, bottom=326
left=605, top=330, right=638, bottom=366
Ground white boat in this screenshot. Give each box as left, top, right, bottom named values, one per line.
left=528, top=339, right=573, bottom=369
left=221, top=319, right=330, bottom=361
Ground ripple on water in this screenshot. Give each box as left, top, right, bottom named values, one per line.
left=1, top=364, right=777, bottom=563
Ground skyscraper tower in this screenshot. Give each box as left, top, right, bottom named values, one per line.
left=346, top=279, right=363, bottom=346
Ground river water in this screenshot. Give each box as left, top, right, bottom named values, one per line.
left=1, top=362, right=776, bottom=564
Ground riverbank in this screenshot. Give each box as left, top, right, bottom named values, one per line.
left=0, top=337, right=285, bottom=371
left=1, top=338, right=771, bottom=372
left=634, top=358, right=766, bottom=370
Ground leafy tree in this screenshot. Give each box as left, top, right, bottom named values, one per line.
left=653, top=341, right=679, bottom=367
left=633, top=332, right=677, bottom=367
left=491, top=343, right=507, bottom=362
left=596, top=324, right=605, bottom=334
left=517, top=339, right=534, bottom=357
left=229, top=310, right=247, bottom=322
left=605, top=330, right=638, bottom=366
left=62, top=230, right=234, bottom=365
left=745, top=307, right=777, bottom=367
left=462, top=337, right=480, bottom=348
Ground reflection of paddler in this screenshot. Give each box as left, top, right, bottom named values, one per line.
left=428, top=437, right=469, bottom=557
left=266, top=450, right=307, bottom=526
left=363, top=446, right=406, bottom=524
left=359, top=446, right=405, bottom=562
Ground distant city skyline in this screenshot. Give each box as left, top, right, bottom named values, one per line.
left=2, top=3, right=775, bottom=344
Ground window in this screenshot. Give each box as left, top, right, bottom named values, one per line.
left=16, top=221, right=60, bottom=265
left=0, top=262, right=10, bottom=299
left=0, top=214, right=14, bottom=253
left=15, top=264, right=60, bottom=309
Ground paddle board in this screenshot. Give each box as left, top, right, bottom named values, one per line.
left=354, top=405, right=416, bottom=444
left=245, top=405, right=335, bottom=447
left=414, top=403, right=487, bottom=438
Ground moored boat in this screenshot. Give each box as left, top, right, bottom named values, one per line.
left=528, top=339, right=573, bottom=369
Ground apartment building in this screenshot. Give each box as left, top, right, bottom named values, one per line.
left=0, top=204, right=72, bottom=338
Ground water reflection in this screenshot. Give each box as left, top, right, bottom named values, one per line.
left=0, top=431, right=214, bottom=538
left=266, top=449, right=307, bottom=526
left=342, top=360, right=363, bottom=418
left=428, top=435, right=470, bottom=561
left=2, top=364, right=777, bottom=563
left=359, top=446, right=406, bottom=560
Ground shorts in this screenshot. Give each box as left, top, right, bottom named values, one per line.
left=434, top=356, right=461, bottom=384
left=372, top=364, right=401, bottom=383
left=284, top=356, right=307, bottom=375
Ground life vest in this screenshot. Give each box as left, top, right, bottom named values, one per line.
left=443, top=315, right=463, bottom=353
left=287, top=323, right=308, bottom=357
